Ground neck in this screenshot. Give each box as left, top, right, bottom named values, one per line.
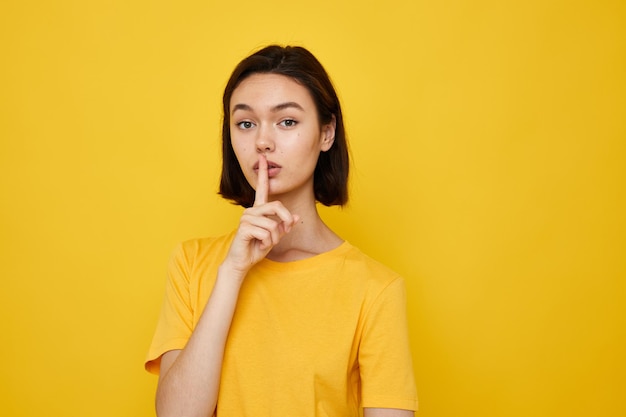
left=265, top=198, right=343, bottom=263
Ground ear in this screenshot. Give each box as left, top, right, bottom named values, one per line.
left=320, top=115, right=336, bottom=152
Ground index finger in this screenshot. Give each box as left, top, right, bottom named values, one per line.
left=254, top=153, right=269, bottom=206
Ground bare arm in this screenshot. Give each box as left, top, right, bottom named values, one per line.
left=364, top=408, right=414, bottom=417
left=155, top=266, right=244, bottom=417
left=154, top=154, right=298, bottom=417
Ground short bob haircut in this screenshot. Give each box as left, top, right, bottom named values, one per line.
left=219, top=45, right=349, bottom=208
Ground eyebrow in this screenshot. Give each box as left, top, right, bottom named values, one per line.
left=271, top=102, right=304, bottom=112
left=231, top=102, right=305, bottom=113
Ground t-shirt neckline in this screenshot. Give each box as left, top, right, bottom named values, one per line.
left=255, top=240, right=353, bottom=272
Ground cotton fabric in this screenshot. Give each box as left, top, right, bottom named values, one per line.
left=146, top=231, right=418, bottom=415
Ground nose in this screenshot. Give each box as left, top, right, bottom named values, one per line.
left=255, top=125, right=275, bottom=153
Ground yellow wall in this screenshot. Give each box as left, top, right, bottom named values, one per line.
left=1, top=1, right=624, bottom=416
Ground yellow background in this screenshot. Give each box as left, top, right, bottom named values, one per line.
left=1, top=1, right=624, bottom=416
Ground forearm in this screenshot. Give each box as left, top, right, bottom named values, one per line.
left=155, top=265, right=245, bottom=417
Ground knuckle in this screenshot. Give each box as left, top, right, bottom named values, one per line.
left=259, top=230, right=271, bottom=241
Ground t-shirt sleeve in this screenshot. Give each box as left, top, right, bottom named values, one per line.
left=359, top=277, right=418, bottom=411
left=144, top=243, right=195, bottom=375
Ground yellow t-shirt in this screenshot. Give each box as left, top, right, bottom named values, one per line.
left=146, top=232, right=418, bottom=415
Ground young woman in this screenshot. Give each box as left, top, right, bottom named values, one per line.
left=146, top=45, right=418, bottom=417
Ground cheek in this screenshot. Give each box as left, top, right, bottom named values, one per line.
left=231, top=140, right=247, bottom=161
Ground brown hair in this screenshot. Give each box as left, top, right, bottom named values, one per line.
left=219, top=45, right=349, bottom=208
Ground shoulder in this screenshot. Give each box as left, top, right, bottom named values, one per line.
left=176, top=231, right=236, bottom=259
left=170, top=231, right=236, bottom=272
left=340, top=242, right=405, bottom=292
left=343, top=243, right=402, bottom=280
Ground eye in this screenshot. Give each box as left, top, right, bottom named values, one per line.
left=279, top=119, right=298, bottom=128
left=236, top=121, right=255, bottom=130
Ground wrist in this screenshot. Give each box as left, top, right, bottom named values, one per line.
left=217, top=261, right=249, bottom=284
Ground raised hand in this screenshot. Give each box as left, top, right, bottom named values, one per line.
left=222, top=154, right=299, bottom=277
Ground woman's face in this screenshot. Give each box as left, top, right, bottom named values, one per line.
left=229, top=73, right=335, bottom=203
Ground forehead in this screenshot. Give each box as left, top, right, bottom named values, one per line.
left=230, top=73, right=315, bottom=111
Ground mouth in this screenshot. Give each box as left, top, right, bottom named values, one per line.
left=253, top=160, right=282, bottom=179
left=253, top=160, right=282, bottom=170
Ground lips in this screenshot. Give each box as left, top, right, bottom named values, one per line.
left=253, top=160, right=282, bottom=179
left=253, top=160, right=282, bottom=170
